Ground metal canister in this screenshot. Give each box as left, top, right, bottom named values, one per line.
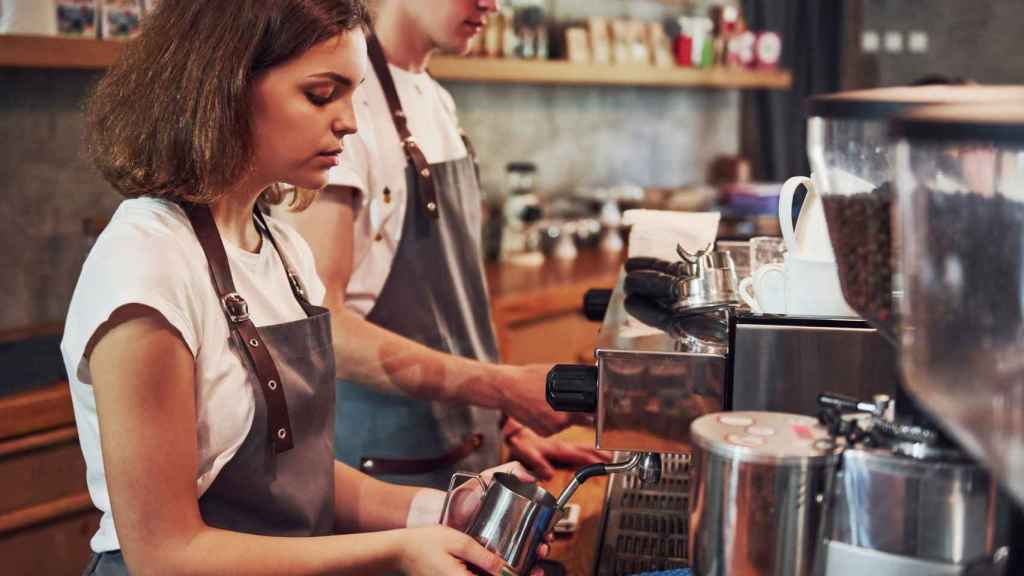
left=689, top=412, right=840, bottom=576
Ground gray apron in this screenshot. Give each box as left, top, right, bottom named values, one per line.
left=83, top=205, right=336, bottom=574
left=333, top=35, right=501, bottom=489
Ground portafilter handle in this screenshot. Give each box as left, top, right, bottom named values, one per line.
left=817, top=392, right=893, bottom=419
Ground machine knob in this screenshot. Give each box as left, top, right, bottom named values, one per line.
left=624, top=270, right=680, bottom=301
left=582, top=288, right=613, bottom=322
left=625, top=257, right=688, bottom=277
left=546, top=364, right=598, bottom=413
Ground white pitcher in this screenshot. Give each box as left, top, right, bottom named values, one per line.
left=779, top=172, right=836, bottom=262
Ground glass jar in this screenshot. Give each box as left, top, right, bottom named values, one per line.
left=807, top=86, right=1024, bottom=342
left=891, top=101, right=1024, bottom=504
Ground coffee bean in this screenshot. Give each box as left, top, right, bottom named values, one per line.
left=821, top=182, right=897, bottom=340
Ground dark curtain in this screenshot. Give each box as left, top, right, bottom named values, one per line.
left=741, top=0, right=845, bottom=181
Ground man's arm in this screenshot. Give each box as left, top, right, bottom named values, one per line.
left=281, top=187, right=570, bottom=435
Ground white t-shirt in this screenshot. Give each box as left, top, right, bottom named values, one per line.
left=61, top=197, right=326, bottom=553
left=325, top=62, right=469, bottom=316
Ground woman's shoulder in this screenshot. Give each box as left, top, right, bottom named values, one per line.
left=77, top=197, right=204, bottom=309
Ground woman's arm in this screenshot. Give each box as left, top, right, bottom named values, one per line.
left=281, top=187, right=572, bottom=436
left=88, top=304, right=502, bottom=576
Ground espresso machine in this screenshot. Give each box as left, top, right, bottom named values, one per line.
left=549, top=275, right=902, bottom=574
left=544, top=87, right=1024, bottom=575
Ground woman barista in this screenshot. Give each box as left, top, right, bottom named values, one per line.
left=64, top=1, right=543, bottom=574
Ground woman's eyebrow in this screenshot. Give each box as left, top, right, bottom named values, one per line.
left=306, top=72, right=354, bottom=87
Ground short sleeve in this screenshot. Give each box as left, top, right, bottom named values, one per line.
left=61, top=218, right=201, bottom=386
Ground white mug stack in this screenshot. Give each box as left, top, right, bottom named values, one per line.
left=738, top=173, right=858, bottom=317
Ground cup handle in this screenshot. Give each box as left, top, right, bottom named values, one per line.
left=753, top=263, right=786, bottom=314
left=779, top=176, right=813, bottom=255
left=738, top=276, right=762, bottom=313
left=440, top=471, right=488, bottom=526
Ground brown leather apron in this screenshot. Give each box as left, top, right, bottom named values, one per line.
left=333, top=35, right=501, bottom=489
left=83, top=205, right=336, bottom=574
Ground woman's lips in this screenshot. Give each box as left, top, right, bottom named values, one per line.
left=315, top=150, right=342, bottom=166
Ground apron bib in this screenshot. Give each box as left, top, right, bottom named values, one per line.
left=84, top=205, right=335, bottom=574
left=333, top=35, right=501, bottom=489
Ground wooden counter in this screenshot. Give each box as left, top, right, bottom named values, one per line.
left=537, top=426, right=610, bottom=576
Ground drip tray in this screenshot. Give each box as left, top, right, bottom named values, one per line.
left=594, top=453, right=692, bottom=576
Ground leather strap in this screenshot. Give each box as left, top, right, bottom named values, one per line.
left=183, top=203, right=296, bottom=453
left=367, top=34, right=440, bottom=220
left=253, top=207, right=319, bottom=317
left=359, top=433, right=485, bottom=476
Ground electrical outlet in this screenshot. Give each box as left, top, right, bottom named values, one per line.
left=884, top=31, right=904, bottom=54
left=908, top=31, right=929, bottom=54
left=861, top=30, right=880, bottom=54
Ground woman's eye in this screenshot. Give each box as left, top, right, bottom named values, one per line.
left=306, top=88, right=336, bottom=106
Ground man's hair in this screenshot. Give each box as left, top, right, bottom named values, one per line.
left=86, top=0, right=371, bottom=208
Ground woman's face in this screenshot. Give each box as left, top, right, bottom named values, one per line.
left=250, top=30, right=367, bottom=191
left=411, top=0, right=499, bottom=55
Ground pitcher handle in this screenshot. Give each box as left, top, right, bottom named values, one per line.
left=779, top=176, right=813, bottom=255
left=439, top=471, right=488, bottom=526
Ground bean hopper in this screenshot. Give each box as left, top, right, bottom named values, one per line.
left=807, top=85, right=1024, bottom=343
left=807, top=87, right=1024, bottom=575
left=889, top=102, right=1024, bottom=568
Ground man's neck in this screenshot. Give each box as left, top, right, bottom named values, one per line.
left=375, top=3, right=435, bottom=73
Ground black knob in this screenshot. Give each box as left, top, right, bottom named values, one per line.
left=624, top=270, right=679, bottom=301
left=582, top=288, right=613, bottom=322
left=625, top=257, right=687, bottom=277
left=546, top=364, right=598, bottom=413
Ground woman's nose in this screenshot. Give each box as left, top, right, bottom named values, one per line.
left=332, top=108, right=357, bottom=139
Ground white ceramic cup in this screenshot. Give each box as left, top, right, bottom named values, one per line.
left=740, top=253, right=857, bottom=317
left=738, top=265, right=786, bottom=314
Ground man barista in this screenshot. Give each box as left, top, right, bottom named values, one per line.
left=280, top=0, right=604, bottom=488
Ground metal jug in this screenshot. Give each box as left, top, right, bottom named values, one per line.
left=442, top=453, right=662, bottom=575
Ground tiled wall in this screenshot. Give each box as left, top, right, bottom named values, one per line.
left=0, top=0, right=741, bottom=330
left=0, top=68, right=120, bottom=331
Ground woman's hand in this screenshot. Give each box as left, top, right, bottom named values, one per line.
left=395, top=525, right=506, bottom=575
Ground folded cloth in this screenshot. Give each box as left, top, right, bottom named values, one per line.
left=623, top=209, right=720, bottom=263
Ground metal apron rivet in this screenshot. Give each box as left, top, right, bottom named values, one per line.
left=249, top=338, right=259, bottom=347
left=277, top=428, right=287, bottom=439
left=363, top=460, right=374, bottom=471
left=427, top=201, right=437, bottom=212
left=420, top=168, right=431, bottom=178
left=268, top=380, right=277, bottom=390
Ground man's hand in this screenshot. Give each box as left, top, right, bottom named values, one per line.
left=496, top=364, right=591, bottom=437
left=505, top=423, right=611, bottom=480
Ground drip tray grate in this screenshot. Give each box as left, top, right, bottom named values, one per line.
left=595, top=453, right=692, bottom=576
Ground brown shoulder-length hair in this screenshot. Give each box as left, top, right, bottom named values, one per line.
left=86, top=0, right=370, bottom=210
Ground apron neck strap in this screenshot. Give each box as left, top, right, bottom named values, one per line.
left=366, top=33, right=443, bottom=220
left=182, top=202, right=301, bottom=453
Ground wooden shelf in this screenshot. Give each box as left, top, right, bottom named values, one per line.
left=429, top=55, right=792, bottom=90
left=0, top=35, right=122, bottom=70
left=1, top=35, right=791, bottom=90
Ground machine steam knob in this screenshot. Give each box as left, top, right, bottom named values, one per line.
left=546, top=364, right=598, bottom=413
left=582, top=288, right=613, bottom=322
